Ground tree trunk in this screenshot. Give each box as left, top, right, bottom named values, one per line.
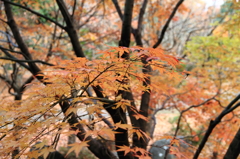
left=224, top=128, right=240, bottom=159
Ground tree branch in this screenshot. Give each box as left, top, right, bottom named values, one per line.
left=0, top=30, right=18, bottom=47
left=3, top=3, right=117, bottom=158
left=111, top=0, right=123, bottom=20
left=56, top=0, right=85, bottom=58
left=3, top=1, right=43, bottom=80
left=193, top=94, right=240, bottom=159
left=138, top=58, right=151, bottom=149
left=134, top=0, right=148, bottom=46
left=1, top=0, right=65, bottom=29
left=207, top=3, right=232, bottom=36
left=115, top=1, right=135, bottom=158
left=153, top=0, right=185, bottom=48
left=0, top=57, right=54, bottom=66
left=71, top=0, right=77, bottom=17
left=0, top=46, right=30, bottom=71
left=119, top=0, right=134, bottom=49
left=224, top=128, right=240, bottom=159
left=0, top=45, right=23, bottom=54
left=19, top=76, right=35, bottom=93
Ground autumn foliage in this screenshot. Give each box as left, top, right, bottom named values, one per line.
left=0, top=0, right=239, bottom=159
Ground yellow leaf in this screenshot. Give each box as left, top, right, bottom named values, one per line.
left=132, top=114, right=148, bottom=121
left=38, top=147, right=55, bottom=159
left=34, top=140, right=48, bottom=149
left=66, top=141, right=89, bottom=157
left=115, top=94, right=122, bottom=101
left=129, top=129, right=151, bottom=141
left=114, top=122, right=133, bottom=130
left=97, top=128, right=116, bottom=139
left=113, top=99, right=131, bottom=111
left=116, top=145, right=132, bottom=156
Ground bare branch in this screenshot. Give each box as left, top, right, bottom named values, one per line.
left=134, top=0, right=148, bottom=46
left=0, top=30, right=18, bottom=47
left=0, top=57, right=54, bottom=66
left=1, top=0, right=65, bottom=29
left=174, top=96, right=218, bottom=137
left=0, top=47, right=30, bottom=71
left=19, top=76, right=34, bottom=93
left=0, top=46, right=22, bottom=54
left=3, top=1, right=42, bottom=78
left=224, top=128, right=240, bottom=159
left=71, top=0, right=77, bottom=17
left=46, top=10, right=59, bottom=60
left=137, top=0, right=148, bottom=32
left=56, top=0, right=85, bottom=58
left=111, top=0, right=123, bottom=20
left=153, top=0, right=185, bottom=48
left=78, top=5, right=99, bottom=29
left=193, top=94, right=240, bottom=159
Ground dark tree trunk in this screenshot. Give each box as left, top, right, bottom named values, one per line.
left=224, top=128, right=240, bottom=159
left=116, top=0, right=135, bottom=159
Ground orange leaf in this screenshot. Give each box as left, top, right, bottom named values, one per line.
left=116, top=145, right=132, bottom=156
left=66, top=141, right=89, bottom=157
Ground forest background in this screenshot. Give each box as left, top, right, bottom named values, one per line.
left=0, top=0, right=239, bottom=159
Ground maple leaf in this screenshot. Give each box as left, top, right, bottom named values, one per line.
left=170, top=147, right=188, bottom=159
left=116, top=145, right=132, bottom=156
left=66, top=141, right=89, bottom=157
left=27, top=150, right=41, bottom=159
left=1, top=1, right=239, bottom=158
left=132, top=113, right=148, bottom=121
left=137, top=129, right=151, bottom=141
left=159, top=135, right=175, bottom=140
left=33, top=140, right=48, bottom=149
left=38, top=147, right=55, bottom=159
left=114, top=122, right=133, bottom=130
left=129, top=129, right=151, bottom=141
left=134, top=147, right=149, bottom=156
left=97, top=128, right=116, bottom=139
left=83, top=130, right=98, bottom=140
left=113, top=99, right=131, bottom=111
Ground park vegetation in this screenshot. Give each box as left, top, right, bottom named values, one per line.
left=0, top=0, right=239, bottom=159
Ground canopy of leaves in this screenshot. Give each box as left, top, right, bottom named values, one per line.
left=0, top=0, right=239, bottom=159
